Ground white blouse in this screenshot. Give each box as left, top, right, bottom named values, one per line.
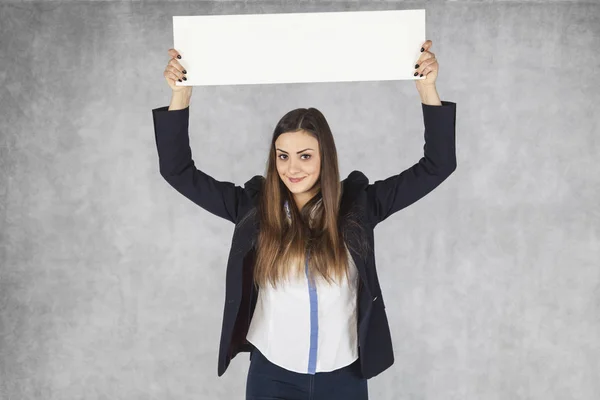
left=246, top=243, right=360, bottom=374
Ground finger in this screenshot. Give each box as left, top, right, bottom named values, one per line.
left=415, top=51, right=435, bottom=66
left=168, top=59, right=187, bottom=75
left=419, top=61, right=438, bottom=77
left=415, top=53, right=434, bottom=70
left=168, top=48, right=182, bottom=59
left=171, top=65, right=187, bottom=80
left=164, top=69, right=183, bottom=83
left=167, top=65, right=186, bottom=80
left=420, top=40, right=433, bottom=52
left=416, top=57, right=436, bottom=74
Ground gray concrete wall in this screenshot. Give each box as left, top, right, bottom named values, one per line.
left=1, top=1, right=598, bottom=399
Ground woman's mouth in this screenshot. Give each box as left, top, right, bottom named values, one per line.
left=288, top=176, right=306, bottom=183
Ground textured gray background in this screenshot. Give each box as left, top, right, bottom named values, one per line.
left=1, top=0, right=599, bottom=399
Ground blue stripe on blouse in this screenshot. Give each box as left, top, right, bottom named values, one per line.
left=305, top=251, right=318, bottom=374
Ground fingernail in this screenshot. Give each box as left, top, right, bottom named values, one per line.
left=420, top=74, right=423, bottom=77
left=177, top=55, right=181, bottom=59
left=183, top=70, right=187, bottom=74
left=415, top=64, right=419, bottom=69
left=414, top=72, right=418, bottom=76
left=178, top=79, right=182, bottom=82
left=420, top=47, right=424, bottom=52
left=182, top=77, right=187, bottom=81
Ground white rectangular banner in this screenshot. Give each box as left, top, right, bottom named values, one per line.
left=173, top=9, right=426, bottom=86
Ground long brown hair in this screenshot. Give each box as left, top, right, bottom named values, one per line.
left=253, top=107, right=351, bottom=289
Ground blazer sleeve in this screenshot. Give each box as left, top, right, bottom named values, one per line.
left=152, top=105, right=247, bottom=224
left=364, top=101, right=457, bottom=227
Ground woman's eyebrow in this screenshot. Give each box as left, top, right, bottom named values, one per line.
left=276, top=148, right=314, bottom=154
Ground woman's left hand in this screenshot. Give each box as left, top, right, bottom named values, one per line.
left=414, top=40, right=438, bottom=90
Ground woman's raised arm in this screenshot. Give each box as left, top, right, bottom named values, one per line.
left=153, top=49, right=252, bottom=224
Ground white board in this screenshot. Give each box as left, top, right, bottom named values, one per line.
left=173, top=9, right=426, bottom=86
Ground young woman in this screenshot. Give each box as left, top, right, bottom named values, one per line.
left=153, top=40, right=456, bottom=400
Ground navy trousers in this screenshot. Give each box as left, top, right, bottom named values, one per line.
left=245, top=346, right=368, bottom=400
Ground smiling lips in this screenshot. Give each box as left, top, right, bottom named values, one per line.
left=288, top=176, right=306, bottom=183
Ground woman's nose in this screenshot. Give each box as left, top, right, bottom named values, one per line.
left=288, top=167, right=301, bottom=175
left=288, top=160, right=302, bottom=174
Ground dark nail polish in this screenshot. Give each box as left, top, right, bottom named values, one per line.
left=178, top=79, right=182, bottom=82
left=177, top=55, right=181, bottom=59
left=182, top=77, right=187, bottom=81
left=421, top=47, right=424, bottom=52
left=414, top=72, right=418, bottom=76
left=420, top=74, right=423, bottom=77
left=183, top=70, right=187, bottom=74
left=415, top=64, right=419, bottom=69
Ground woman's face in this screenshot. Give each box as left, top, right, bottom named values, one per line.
left=275, top=130, right=321, bottom=204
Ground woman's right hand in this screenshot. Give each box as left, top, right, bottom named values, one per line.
left=164, top=49, right=192, bottom=95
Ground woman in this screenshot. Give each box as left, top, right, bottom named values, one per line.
left=152, top=40, right=456, bottom=400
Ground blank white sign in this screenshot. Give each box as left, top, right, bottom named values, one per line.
left=173, top=9, right=426, bottom=86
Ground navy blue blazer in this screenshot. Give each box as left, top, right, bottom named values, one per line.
left=152, top=100, right=457, bottom=379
